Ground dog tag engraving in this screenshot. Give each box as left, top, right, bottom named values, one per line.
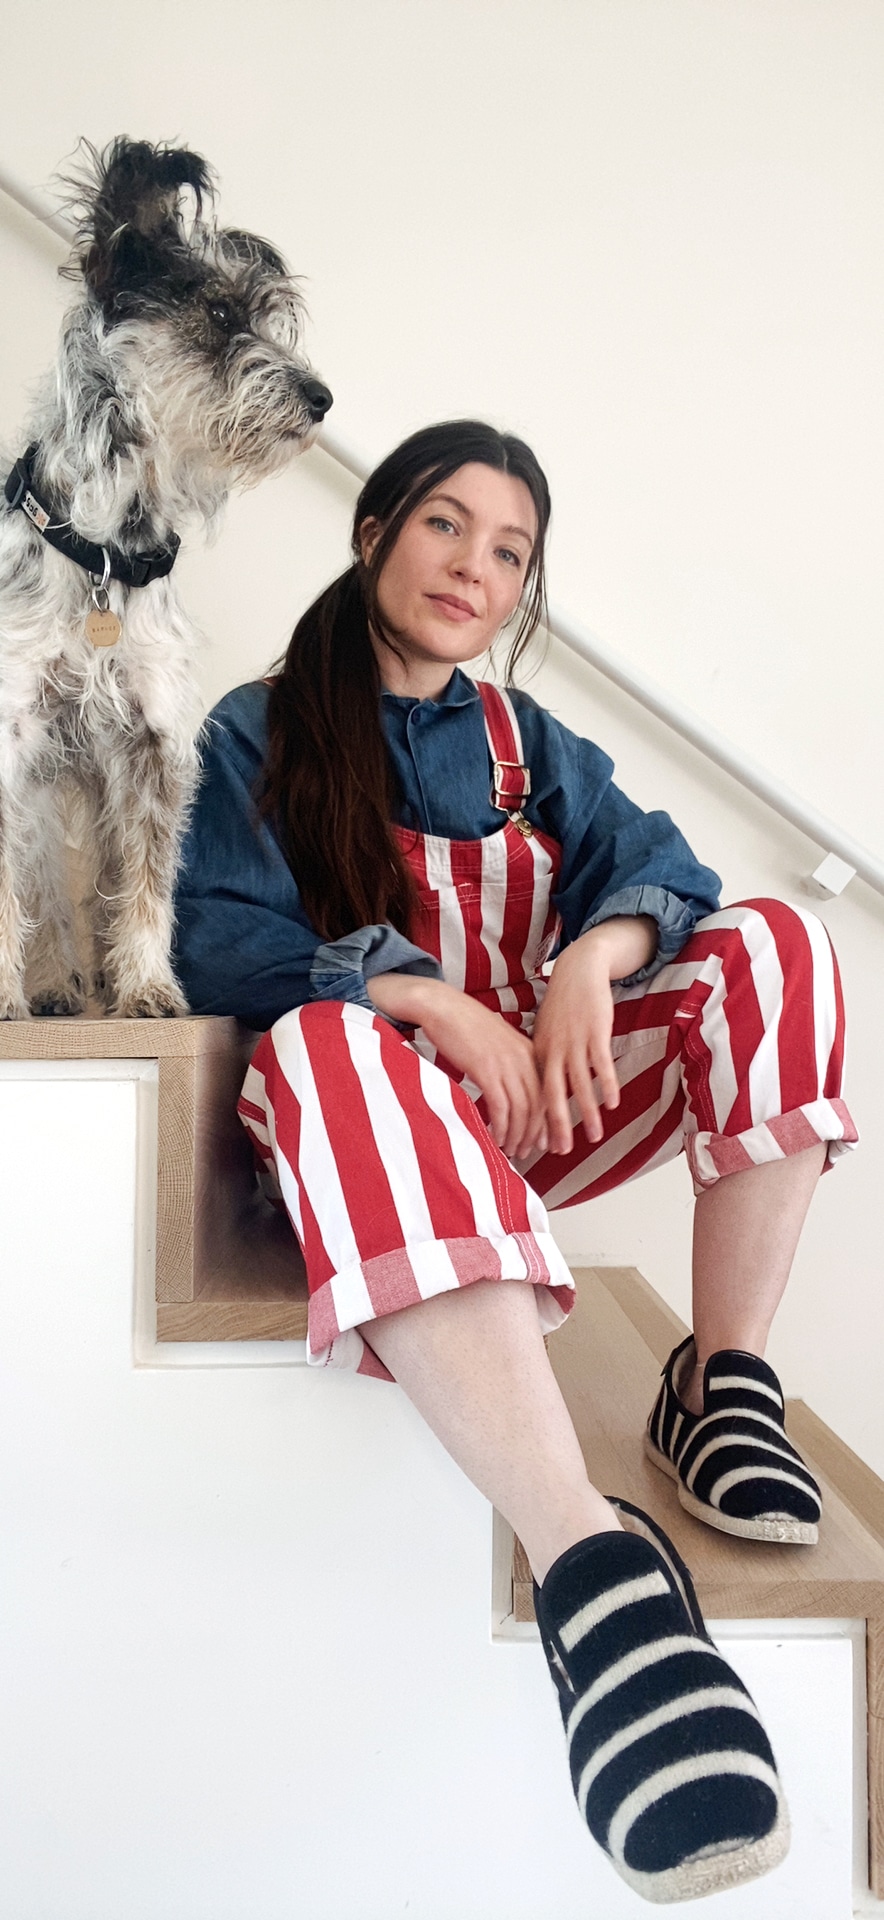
left=85, top=607, right=122, bottom=648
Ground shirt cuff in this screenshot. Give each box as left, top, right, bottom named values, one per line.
left=579, top=886, right=700, bottom=986
left=310, top=924, right=443, bottom=1028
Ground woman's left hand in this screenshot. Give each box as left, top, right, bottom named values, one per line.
left=532, top=915, right=657, bottom=1155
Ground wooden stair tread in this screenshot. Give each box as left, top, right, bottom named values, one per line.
left=591, top=1264, right=884, bottom=1554
left=513, top=1266, right=884, bottom=1619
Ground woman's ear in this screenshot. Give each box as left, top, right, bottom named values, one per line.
left=358, top=516, right=382, bottom=565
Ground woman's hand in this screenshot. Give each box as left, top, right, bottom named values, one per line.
left=532, top=916, right=658, bottom=1155
left=366, top=972, right=548, bottom=1160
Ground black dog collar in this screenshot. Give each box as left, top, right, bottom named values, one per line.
left=4, top=444, right=180, bottom=588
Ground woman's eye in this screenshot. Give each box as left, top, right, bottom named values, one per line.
left=498, top=547, right=523, bottom=568
left=428, top=515, right=457, bottom=533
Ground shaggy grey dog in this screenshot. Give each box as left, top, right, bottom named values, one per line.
left=0, top=137, right=331, bottom=1019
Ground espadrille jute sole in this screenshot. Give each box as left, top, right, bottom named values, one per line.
left=616, top=1805, right=790, bottom=1905
left=643, top=1431, right=819, bottom=1545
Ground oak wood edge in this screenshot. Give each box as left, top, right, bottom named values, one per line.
left=0, top=1013, right=256, bottom=1060
left=868, top=1614, right=884, bottom=1898
left=155, top=1054, right=198, bottom=1303
left=157, top=1301, right=309, bottom=1341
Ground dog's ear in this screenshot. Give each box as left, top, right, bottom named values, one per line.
left=63, top=137, right=216, bottom=317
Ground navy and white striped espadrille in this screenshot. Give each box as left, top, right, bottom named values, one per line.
left=534, top=1500, right=789, bottom=1904
left=645, top=1335, right=821, bottom=1544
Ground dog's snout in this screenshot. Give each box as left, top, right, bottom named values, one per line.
left=303, top=378, right=333, bottom=421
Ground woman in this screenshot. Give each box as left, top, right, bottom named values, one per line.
left=174, top=420, right=857, bottom=1903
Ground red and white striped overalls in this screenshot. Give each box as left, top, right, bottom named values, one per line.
left=238, top=684, right=858, bottom=1376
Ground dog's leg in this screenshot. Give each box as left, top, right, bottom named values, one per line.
left=95, top=729, right=197, bottom=1018
left=0, top=789, right=31, bottom=1021
left=23, top=782, right=89, bottom=1016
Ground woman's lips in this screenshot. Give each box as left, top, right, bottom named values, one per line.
left=427, top=594, right=477, bottom=622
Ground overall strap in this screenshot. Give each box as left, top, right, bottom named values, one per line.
left=477, top=682, right=532, bottom=822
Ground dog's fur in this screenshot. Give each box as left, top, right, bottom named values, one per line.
left=0, top=137, right=330, bottom=1019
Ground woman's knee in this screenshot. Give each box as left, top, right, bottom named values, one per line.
left=698, top=897, right=838, bottom=979
left=690, top=898, right=844, bottom=1068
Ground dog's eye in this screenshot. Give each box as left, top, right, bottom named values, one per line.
left=206, top=299, right=237, bottom=333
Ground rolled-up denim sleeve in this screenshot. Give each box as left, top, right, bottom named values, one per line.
left=310, top=925, right=442, bottom=1025
left=579, top=884, right=708, bottom=986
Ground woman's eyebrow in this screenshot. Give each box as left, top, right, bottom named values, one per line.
left=430, top=492, right=534, bottom=546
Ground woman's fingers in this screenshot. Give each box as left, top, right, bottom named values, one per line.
left=567, top=1049, right=605, bottom=1146
left=503, top=1057, right=548, bottom=1159
left=481, top=1045, right=538, bottom=1158
left=592, top=1031, right=621, bottom=1112
left=538, top=1028, right=621, bottom=1154
left=511, top=1084, right=549, bottom=1160
left=483, top=1080, right=513, bottom=1154
left=538, top=1052, right=575, bottom=1155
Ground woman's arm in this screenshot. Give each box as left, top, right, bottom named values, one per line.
left=366, top=972, right=549, bottom=1161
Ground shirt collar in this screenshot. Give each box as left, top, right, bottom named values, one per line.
left=380, top=667, right=481, bottom=711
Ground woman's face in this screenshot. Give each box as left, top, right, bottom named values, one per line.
left=362, top=461, right=538, bottom=698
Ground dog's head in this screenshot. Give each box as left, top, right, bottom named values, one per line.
left=59, top=137, right=332, bottom=491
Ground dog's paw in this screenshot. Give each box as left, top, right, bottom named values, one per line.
left=110, top=980, right=190, bottom=1019
left=0, top=995, right=31, bottom=1021
left=29, top=975, right=88, bottom=1018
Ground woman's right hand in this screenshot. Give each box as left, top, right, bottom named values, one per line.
left=365, top=972, right=548, bottom=1161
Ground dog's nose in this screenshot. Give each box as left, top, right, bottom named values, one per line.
left=304, top=378, right=333, bottom=421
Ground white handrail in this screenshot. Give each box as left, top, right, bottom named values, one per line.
left=2, top=165, right=881, bottom=901
left=0, top=162, right=73, bottom=243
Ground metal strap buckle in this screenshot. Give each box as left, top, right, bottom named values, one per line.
left=490, top=758, right=531, bottom=809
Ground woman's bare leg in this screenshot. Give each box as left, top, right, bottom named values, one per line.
left=681, top=1142, right=827, bottom=1413
left=358, top=1278, right=620, bottom=1585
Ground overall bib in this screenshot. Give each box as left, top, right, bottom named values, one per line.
left=239, top=683, right=857, bottom=1375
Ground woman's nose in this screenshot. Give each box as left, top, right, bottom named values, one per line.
left=452, top=541, right=483, bottom=581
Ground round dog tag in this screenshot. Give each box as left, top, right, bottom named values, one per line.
left=85, top=608, right=122, bottom=648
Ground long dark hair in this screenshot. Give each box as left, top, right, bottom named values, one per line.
left=260, top=420, right=551, bottom=941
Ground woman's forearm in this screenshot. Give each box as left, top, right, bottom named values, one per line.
left=365, top=970, right=449, bottom=1026
left=575, top=914, right=658, bottom=980
left=367, top=917, right=658, bottom=1029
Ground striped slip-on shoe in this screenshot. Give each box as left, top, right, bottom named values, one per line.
left=533, top=1500, right=789, bottom=1904
left=645, top=1334, right=821, bottom=1545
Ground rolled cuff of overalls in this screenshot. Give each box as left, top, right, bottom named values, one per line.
left=310, top=924, right=443, bottom=1029
left=672, top=899, right=860, bottom=1190
left=579, top=884, right=704, bottom=986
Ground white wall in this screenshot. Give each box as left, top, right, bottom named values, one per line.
left=1, top=3, right=882, bottom=1468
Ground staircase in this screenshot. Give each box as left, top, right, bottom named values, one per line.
left=2, top=1015, right=883, bottom=1914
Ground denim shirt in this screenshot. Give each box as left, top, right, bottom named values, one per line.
left=172, top=669, right=721, bottom=1031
